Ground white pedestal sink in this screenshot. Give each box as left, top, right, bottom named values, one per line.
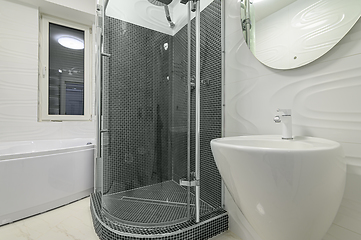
left=211, top=135, right=346, bottom=240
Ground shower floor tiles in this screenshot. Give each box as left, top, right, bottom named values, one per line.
left=0, top=197, right=239, bottom=240
left=103, top=180, right=214, bottom=225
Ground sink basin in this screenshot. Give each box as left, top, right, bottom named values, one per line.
left=211, top=135, right=346, bottom=240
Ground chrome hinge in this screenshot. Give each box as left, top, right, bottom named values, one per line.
left=201, top=79, right=210, bottom=86
left=179, top=172, right=199, bottom=187
left=180, top=178, right=199, bottom=187
left=242, top=18, right=252, bottom=31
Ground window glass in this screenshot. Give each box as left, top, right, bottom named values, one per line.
left=48, top=23, right=85, bottom=115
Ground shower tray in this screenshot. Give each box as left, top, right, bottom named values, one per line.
left=91, top=191, right=228, bottom=240
left=102, top=180, right=214, bottom=226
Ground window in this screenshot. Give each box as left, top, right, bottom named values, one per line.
left=39, top=15, right=91, bottom=121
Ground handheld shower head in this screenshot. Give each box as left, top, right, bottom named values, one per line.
left=147, top=0, right=175, bottom=29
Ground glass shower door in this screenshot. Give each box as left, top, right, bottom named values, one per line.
left=97, top=0, right=192, bottom=227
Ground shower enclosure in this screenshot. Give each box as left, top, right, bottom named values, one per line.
left=91, top=0, right=227, bottom=239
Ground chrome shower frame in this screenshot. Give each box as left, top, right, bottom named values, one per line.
left=194, top=0, right=201, bottom=223
left=220, top=0, right=226, bottom=208
left=95, top=0, right=111, bottom=194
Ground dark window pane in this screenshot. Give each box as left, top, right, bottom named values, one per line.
left=48, top=23, right=84, bottom=115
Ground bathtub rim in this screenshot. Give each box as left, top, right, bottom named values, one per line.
left=0, top=139, right=95, bottom=161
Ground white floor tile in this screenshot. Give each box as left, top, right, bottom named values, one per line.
left=0, top=197, right=236, bottom=240
left=333, top=198, right=361, bottom=235
left=323, top=224, right=361, bottom=240
left=0, top=197, right=100, bottom=240
left=0, top=223, right=35, bottom=240
left=36, top=216, right=99, bottom=240
left=211, top=231, right=243, bottom=240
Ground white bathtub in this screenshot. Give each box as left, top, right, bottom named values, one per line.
left=0, top=139, right=95, bottom=225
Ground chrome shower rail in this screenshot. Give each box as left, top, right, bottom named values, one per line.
left=195, top=0, right=201, bottom=223
left=187, top=0, right=192, bottom=221
left=95, top=3, right=102, bottom=192
left=95, top=0, right=111, bottom=192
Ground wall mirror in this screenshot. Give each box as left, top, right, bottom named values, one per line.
left=240, top=0, right=361, bottom=69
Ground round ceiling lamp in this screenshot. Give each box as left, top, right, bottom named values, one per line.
left=58, top=36, right=84, bottom=50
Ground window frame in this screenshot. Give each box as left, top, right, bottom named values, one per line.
left=39, top=15, right=92, bottom=121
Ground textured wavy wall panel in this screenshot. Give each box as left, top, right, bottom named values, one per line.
left=225, top=0, right=361, bottom=239
left=0, top=0, right=95, bottom=142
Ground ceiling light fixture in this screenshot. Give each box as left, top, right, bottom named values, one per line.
left=58, top=36, right=84, bottom=50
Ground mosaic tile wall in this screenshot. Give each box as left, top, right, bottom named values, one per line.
left=197, top=0, right=223, bottom=210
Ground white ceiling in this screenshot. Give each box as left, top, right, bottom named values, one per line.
left=8, top=0, right=95, bottom=25
left=106, top=0, right=214, bottom=35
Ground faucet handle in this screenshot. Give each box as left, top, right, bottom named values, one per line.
left=274, top=115, right=281, bottom=123
left=277, top=109, right=292, bottom=116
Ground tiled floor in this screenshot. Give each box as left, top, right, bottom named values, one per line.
left=0, top=197, right=241, bottom=240
left=0, top=197, right=98, bottom=240
left=211, top=231, right=241, bottom=240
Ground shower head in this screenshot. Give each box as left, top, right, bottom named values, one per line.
left=148, top=0, right=173, bottom=6
left=148, top=0, right=175, bottom=29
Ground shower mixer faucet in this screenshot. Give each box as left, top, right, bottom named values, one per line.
left=274, top=109, right=293, bottom=140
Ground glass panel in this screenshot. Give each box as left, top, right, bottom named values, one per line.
left=100, top=13, right=191, bottom=226
left=48, top=23, right=84, bottom=115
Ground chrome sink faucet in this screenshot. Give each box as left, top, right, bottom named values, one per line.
left=274, top=109, right=293, bottom=140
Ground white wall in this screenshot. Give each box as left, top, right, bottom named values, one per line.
left=224, top=0, right=361, bottom=239
left=46, top=0, right=95, bottom=15
left=0, top=0, right=96, bottom=142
